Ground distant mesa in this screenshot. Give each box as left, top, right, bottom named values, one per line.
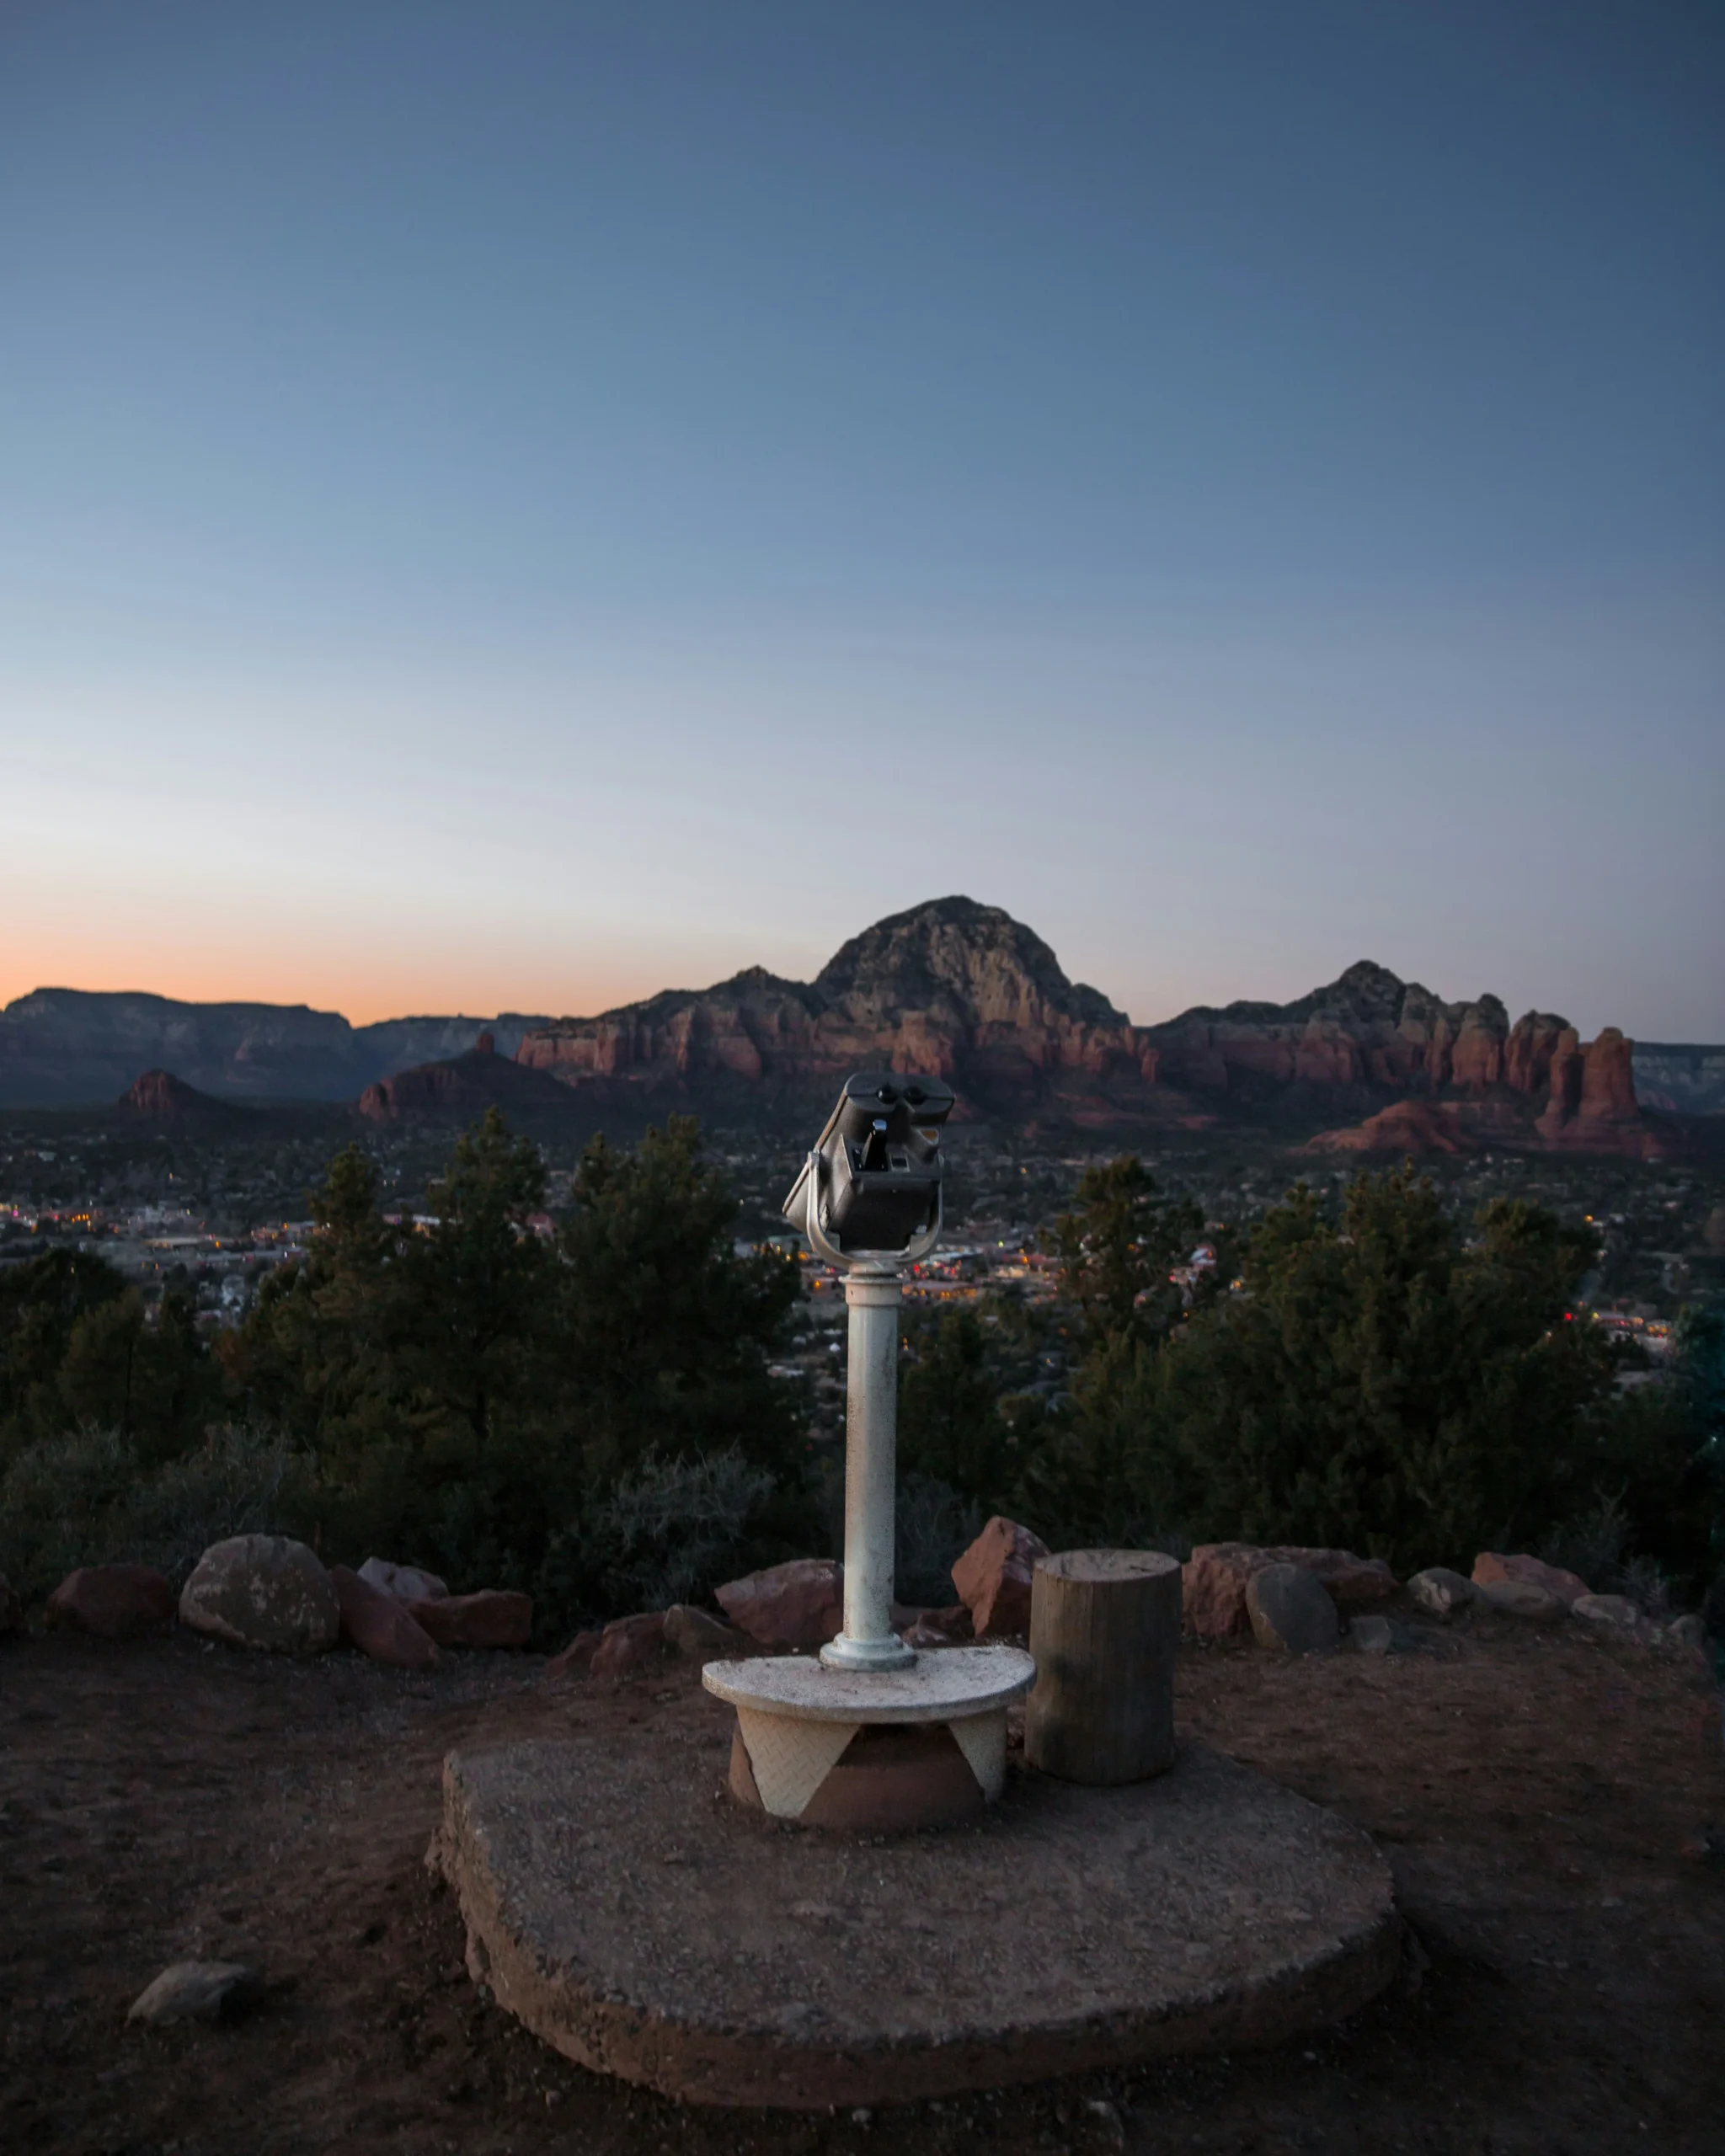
left=0, top=991, right=550, bottom=1109
left=1631, top=1041, right=1725, bottom=1117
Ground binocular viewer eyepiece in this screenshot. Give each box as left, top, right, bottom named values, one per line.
left=782, top=1071, right=954, bottom=1257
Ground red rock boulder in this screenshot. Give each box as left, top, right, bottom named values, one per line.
left=357, top=1556, right=449, bottom=1603
left=404, top=1589, right=531, bottom=1650
left=590, top=1610, right=668, bottom=1678
left=328, top=1564, right=441, bottom=1671
left=1182, top=1544, right=1397, bottom=1640
left=542, top=1629, right=603, bottom=1680
left=951, top=1517, right=1050, bottom=1639
left=715, top=1558, right=843, bottom=1652
left=179, top=1534, right=339, bottom=1655
left=1471, top=1552, right=1589, bottom=1608
left=663, top=1604, right=751, bottom=1659
left=45, top=1563, right=176, bottom=1640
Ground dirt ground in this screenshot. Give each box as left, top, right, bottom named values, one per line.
left=2, top=1609, right=1721, bottom=2156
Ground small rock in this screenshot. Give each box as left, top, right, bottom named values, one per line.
left=1407, top=1566, right=1477, bottom=1622
left=328, top=1564, right=441, bottom=1670
left=1475, top=1577, right=1566, bottom=1623
left=45, top=1563, right=175, bottom=1640
left=1472, top=1552, right=1589, bottom=1607
left=1572, top=1592, right=1640, bottom=1630
left=1082, top=2097, right=1127, bottom=2151
left=663, top=1604, right=749, bottom=1660
left=1350, top=1613, right=1395, bottom=1656
left=357, top=1556, right=449, bottom=1603
left=179, top=1535, right=339, bottom=1655
left=542, top=1630, right=602, bottom=1680
left=951, top=1516, right=1049, bottom=1638
left=1664, top=1612, right=1706, bottom=1653
left=403, top=1589, right=531, bottom=1650
left=715, top=1557, right=844, bottom=1652
left=0, top=1571, right=22, bottom=1637
left=590, top=1610, right=668, bottom=1677
left=127, top=1961, right=259, bottom=2025
left=1246, top=1563, right=1340, bottom=1654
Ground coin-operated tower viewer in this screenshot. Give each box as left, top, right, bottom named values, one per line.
left=781, top=1071, right=954, bottom=1668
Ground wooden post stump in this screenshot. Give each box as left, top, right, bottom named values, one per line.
left=1025, top=1549, right=1182, bottom=1785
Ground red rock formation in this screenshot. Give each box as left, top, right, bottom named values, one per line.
left=359, top=1045, right=584, bottom=1123
left=1535, top=1027, right=1651, bottom=1153
left=115, top=1069, right=244, bottom=1125
left=1147, top=964, right=1517, bottom=1101
left=501, top=900, right=1656, bottom=1155
left=1306, top=1101, right=1484, bottom=1155
left=516, top=900, right=1158, bottom=1111
left=1579, top=1027, right=1639, bottom=1123
left=1503, top=1011, right=1568, bottom=1097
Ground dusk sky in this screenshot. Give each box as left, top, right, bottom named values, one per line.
left=3, top=3, right=1720, bottom=1038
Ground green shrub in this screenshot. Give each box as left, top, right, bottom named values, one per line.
left=531, top=1444, right=793, bottom=1640
left=0, top=1422, right=302, bottom=1599
left=894, top=1471, right=985, bottom=1609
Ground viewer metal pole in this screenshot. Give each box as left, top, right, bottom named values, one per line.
left=824, top=1264, right=913, bottom=1671
left=798, top=1150, right=939, bottom=1674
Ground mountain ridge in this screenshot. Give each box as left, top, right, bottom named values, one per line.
left=2, top=899, right=1712, bottom=1141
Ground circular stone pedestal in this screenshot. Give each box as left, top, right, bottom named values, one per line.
left=703, top=1645, right=1035, bottom=1830
left=436, top=1728, right=1399, bottom=2110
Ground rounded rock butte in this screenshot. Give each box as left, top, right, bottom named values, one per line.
left=435, top=1719, right=1401, bottom=2111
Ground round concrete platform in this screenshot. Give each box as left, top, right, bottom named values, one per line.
left=704, top=1645, right=1037, bottom=1824
left=702, top=1643, right=1035, bottom=1722
left=436, top=1729, right=1400, bottom=2109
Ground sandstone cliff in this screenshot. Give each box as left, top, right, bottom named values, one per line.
left=516, top=907, right=1662, bottom=1155
left=1308, top=1024, right=1662, bottom=1158
left=515, top=898, right=1157, bottom=1117
left=3, top=905, right=1684, bottom=1158
left=1142, top=960, right=1583, bottom=1102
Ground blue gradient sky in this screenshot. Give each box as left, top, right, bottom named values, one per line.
left=3, top=3, right=1720, bottom=1036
